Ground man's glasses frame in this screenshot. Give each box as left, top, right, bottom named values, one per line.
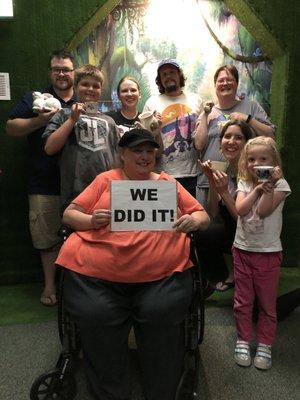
left=50, top=67, right=74, bottom=75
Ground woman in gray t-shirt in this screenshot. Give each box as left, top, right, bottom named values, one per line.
left=194, top=64, right=275, bottom=209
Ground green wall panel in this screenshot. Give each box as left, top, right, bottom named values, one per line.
left=224, top=0, right=299, bottom=267
left=0, top=0, right=106, bottom=283
left=0, top=0, right=299, bottom=283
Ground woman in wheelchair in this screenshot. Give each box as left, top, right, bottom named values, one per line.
left=56, top=128, right=210, bottom=400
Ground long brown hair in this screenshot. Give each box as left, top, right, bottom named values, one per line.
left=155, top=68, right=186, bottom=94
left=220, top=119, right=256, bottom=142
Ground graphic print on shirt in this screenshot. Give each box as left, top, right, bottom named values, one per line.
left=115, top=124, right=131, bottom=137
left=161, top=103, right=197, bottom=161
left=216, top=113, right=230, bottom=132
left=75, top=116, right=109, bottom=152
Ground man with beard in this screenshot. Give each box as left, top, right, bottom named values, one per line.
left=6, top=49, right=76, bottom=306
left=143, top=59, right=203, bottom=197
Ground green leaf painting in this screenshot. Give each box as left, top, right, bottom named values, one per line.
left=72, top=0, right=272, bottom=113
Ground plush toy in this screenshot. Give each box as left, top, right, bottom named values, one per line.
left=32, top=92, right=61, bottom=112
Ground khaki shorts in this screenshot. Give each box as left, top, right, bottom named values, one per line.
left=28, top=194, right=62, bottom=250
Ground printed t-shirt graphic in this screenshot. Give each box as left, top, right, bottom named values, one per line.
left=76, top=116, right=109, bottom=152
left=159, top=103, right=198, bottom=177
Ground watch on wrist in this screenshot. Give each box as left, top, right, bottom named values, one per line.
left=246, top=114, right=252, bottom=123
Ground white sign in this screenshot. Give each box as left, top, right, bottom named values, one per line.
left=111, top=180, right=177, bottom=231
left=0, top=1, right=13, bottom=17
left=0, top=73, right=11, bottom=100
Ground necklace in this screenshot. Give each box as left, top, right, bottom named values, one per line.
left=120, top=110, right=138, bottom=121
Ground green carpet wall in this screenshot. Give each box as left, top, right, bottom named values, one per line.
left=0, top=0, right=299, bottom=284
left=0, top=0, right=106, bottom=283
left=227, top=0, right=299, bottom=268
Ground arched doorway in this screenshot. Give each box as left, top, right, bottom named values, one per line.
left=67, top=0, right=286, bottom=143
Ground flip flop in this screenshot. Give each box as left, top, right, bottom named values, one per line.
left=203, top=281, right=215, bottom=299
left=215, top=281, right=235, bottom=292
left=40, top=293, right=57, bottom=306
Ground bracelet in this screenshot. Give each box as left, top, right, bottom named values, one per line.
left=246, top=114, right=252, bottom=123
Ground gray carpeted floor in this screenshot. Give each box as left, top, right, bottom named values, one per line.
left=0, top=305, right=299, bottom=400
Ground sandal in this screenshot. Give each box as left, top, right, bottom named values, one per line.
left=203, top=280, right=215, bottom=299
left=40, top=293, right=57, bottom=307
left=215, top=280, right=235, bottom=292
left=234, top=341, right=251, bottom=367
left=254, top=344, right=272, bottom=370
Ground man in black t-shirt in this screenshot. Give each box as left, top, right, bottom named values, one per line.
left=6, top=49, right=76, bottom=306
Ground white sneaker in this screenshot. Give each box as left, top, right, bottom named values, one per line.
left=254, top=344, right=272, bottom=370
left=234, top=341, right=251, bottom=367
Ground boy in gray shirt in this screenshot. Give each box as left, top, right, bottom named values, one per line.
left=43, top=64, right=120, bottom=211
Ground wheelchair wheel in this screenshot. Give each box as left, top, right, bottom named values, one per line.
left=175, top=349, right=200, bottom=400
left=30, top=369, right=76, bottom=400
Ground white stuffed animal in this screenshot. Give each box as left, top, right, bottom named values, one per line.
left=32, top=92, right=61, bottom=112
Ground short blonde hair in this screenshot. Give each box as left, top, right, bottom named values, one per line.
left=238, top=136, right=282, bottom=182
left=74, top=64, right=104, bottom=87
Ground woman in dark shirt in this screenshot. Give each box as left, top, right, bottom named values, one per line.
left=106, top=76, right=141, bottom=136
left=198, top=119, right=255, bottom=291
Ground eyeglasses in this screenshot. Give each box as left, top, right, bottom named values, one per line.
left=216, top=78, right=235, bottom=84
left=50, top=67, right=74, bottom=75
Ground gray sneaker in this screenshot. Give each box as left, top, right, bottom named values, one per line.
left=254, top=344, right=272, bottom=370
left=234, top=341, right=251, bottom=367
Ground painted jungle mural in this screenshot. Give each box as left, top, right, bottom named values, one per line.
left=72, top=0, right=272, bottom=114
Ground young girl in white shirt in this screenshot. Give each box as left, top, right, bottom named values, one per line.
left=233, top=136, right=291, bottom=370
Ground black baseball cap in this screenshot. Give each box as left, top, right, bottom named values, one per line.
left=118, top=128, right=159, bottom=148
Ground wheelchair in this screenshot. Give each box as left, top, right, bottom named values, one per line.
left=30, top=230, right=205, bottom=400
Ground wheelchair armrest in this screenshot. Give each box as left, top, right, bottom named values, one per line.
left=188, top=231, right=200, bottom=265
left=188, top=230, right=205, bottom=344
left=58, top=226, right=74, bottom=242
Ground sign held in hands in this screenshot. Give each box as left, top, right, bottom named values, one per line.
left=111, top=181, right=177, bottom=231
